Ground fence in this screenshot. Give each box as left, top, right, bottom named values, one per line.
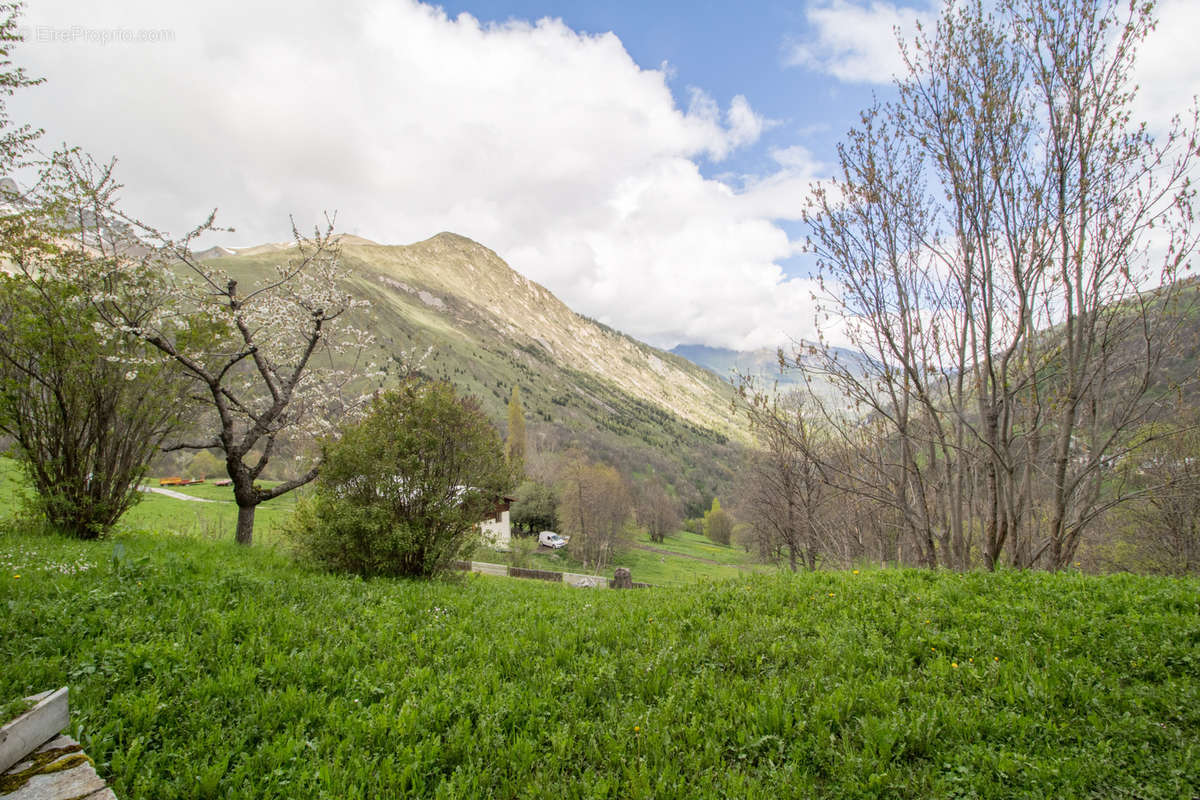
left=452, top=560, right=650, bottom=588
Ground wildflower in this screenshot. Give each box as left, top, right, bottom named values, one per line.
left=994, top=657, right=999, bottom=662
left=12, top=574, right=19, bottom=579
left=634, top=726, right=640, bottom=733
left=951, top=662, right=958, bottom=668
left=852, top=569, right=860, bottom=575
left=828, top=592, right=835, bottom=597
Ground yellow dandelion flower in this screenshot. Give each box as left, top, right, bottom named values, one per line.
left=951, top=662, right=958, bottom=668
left=12, top=574, right=18, bottom=579
left=634, top=726, right=641, bottom=733
left=994, top=657, right=999, bottom=662
left=852, top=569, right=860, bottom=575
left=828, top=592, right=835, bottom=597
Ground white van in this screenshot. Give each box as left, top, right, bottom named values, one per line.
left=538, top=531, right=568, bottom=549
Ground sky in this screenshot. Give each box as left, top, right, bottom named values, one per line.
left=7, top=0, right=1199, bottom=351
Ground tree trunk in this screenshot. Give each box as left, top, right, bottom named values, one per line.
left=235, top=503, right=256, bottom=546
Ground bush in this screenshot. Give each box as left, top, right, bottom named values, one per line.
left=505, top=537, right=537, bottom=569
left=0, top=270, right=186, bottom=539
left=288, top=380, right=514, bottom=577
left=705, top=509, right=733, bottom=545
left=702, top=498, right=733, bottom=546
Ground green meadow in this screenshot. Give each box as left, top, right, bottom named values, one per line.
left=3, top=512, right=1198, bottom=798
left=0, top=457, right=297, bottom=545
left=510, top=529, right=762, bottom=586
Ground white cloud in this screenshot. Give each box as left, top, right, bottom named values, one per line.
left=1131, top=0, right=1200, bottom=136
left=8, top=0, right=824, bottom=351
left=785, top=0, right=934, bottom=84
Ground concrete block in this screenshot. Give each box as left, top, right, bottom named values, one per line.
left=0, top=689, right=68, bottom=776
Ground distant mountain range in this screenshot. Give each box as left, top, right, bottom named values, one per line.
left=669, top=342, right=871, bottom=406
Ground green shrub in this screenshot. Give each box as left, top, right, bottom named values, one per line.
left=288, top=380, right=514, bottom=577
left=505, top=536, right=537, bottom=568
left=703, top=498, right=733, bottom=545
left=0, top=270, right=186, bottom=539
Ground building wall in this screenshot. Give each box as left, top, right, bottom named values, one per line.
left=480, top=509, right=511, bottom=550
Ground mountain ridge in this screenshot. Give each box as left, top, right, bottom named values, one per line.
left=337, top=232, right=748, bottom=440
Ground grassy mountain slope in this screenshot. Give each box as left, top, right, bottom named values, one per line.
left=205, top=233, right=747, bottom=512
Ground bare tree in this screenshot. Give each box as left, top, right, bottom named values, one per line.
left=737, top=388, right=829, bottom=571
left=1114, top=417, right=1200, bottom=575
left=558, top=454, right=632, bottom=572
left=636, top=475, right=681, bottom=544
left=801, top=0, right=1198, bottom=570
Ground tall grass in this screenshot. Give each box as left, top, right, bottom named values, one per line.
left=2, top=523, right=1197, bottom=799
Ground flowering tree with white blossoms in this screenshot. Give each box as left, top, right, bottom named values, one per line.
left=66, top=157, right=384, bottom=545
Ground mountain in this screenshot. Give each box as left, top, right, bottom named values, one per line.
left=670, top=344, right=798, bottom=389
left=202, top=232, right=747, bottom=513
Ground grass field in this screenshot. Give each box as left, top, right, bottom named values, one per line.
left=0, top=457, right=298, bottom=545
left=124, top=484, right=298, bottom=545
left=2, top=518, right=1197, bottom=799
left=509, top=530, right=764, bottom=586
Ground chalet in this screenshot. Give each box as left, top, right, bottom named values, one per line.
left=479, top=495, right=517, bottom=550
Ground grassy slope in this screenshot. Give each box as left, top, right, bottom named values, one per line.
left=0, top=458, right=297, bottom=545
left=2, top=526, right=1197, bottom=799
left=512, top=530, right=765, bottom=586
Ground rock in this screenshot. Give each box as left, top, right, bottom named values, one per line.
left=1, top=734, right=112, bottom=799
left=612, top=567, right=633, bottom=589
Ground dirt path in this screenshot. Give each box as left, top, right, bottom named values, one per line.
left=138, top=486, right=224, bottom=503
